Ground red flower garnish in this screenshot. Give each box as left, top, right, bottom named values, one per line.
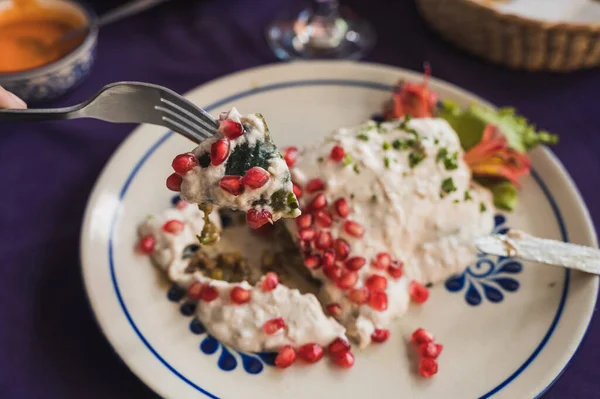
left=384, top=63, right=438, bottom=120
left=464, top=124, right=531, bottom=185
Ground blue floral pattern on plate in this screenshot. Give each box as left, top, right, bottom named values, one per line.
left=445, top=214, right=523, bottom=306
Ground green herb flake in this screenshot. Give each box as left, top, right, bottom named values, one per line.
left=464, top=191, right=473, bottom=201
left=480, top=201, right=487, bottom=213
left=270, top=189, right=289, bottom=212
left=434, top=138, right=439, bottom=145
left=444, top=153, right=458, bottom=170
left=343, top=154, right=353, bottom=166
left=145, top=214, right=154, bottom=220
left=317, top=157, right=324, bottom=162
left=357, top=134, right=369, bottom=141
left=441, top=177, right=457, bottom=195
left=382, top=141, right=391, bottom=151
left=392, top=139, right=407, bottom=150
left=384, top=157, right=390, bottom=169
left=353, top=164, right=360, bottom=174
left=408, top=151, right=426, bottom=168
left=371, top=195, right=377, bottom=203
left=436, top=148, right=448, bottom=163
left=453, top=199, right=460, bottom=204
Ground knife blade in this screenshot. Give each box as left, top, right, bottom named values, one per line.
left=474, top=229, right=600, bottom=275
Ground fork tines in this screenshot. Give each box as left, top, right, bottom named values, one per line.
left=155, top=89, right=219, bottom=143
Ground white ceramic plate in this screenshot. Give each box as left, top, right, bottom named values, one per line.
left=81, top=61, right=598, bottom=399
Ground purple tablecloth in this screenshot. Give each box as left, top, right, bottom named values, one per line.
left=1, top=0, right=599, bottom=397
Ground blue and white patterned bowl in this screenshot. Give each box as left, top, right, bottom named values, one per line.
left=0, top=0, right=98, bottom=103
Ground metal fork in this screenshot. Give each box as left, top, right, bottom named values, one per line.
left=0, top=82, right=219, bottom=143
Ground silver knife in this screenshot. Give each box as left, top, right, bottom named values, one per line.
left=474, top=229, right=600, bottom=275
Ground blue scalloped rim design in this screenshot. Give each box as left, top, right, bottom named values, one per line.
left=107, top=79, right=576, bottom=399
left=445, top=215, right=523, bottom=306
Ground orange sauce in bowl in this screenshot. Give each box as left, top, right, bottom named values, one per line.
left=0, top=0, right=87, bottom=73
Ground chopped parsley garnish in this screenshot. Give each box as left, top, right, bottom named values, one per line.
left=434, top=138, right=439, bottom=145
left=343, top=154, right=353, bottom=166
left=480, top=202, right=487, bottom=213
left=453, top=199, right=460, bottom=204
left=464, top=190, right=473, bottom=201
left=384, top=157, right=390, bottom=169
left=441, top=177, right=457, bottom=196
left=408, top=151, right=426, bottom=168
left=371, top=195, right=377, bottom=202
left=382, top=141, right=391, bottom=150
left=436, top=148, right=448, bottom=163
left=353, top=164, right=360, bottom=174
left=357, top=134, right=369, bottom=141
left=436, top=147, right=458, bottom=170
left=392, top=139, right=408, bottom=150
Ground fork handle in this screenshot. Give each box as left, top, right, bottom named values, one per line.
left=0, top=107, right=82, bottom=122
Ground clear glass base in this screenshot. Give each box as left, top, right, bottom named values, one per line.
left=266, top=8, right=376, bottom=61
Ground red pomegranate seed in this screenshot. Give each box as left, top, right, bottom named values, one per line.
left=314, top=210, right=333, bottom=228
left=199, top=284, right=219, bottom=302
left=306, top=178, right=325, bottom=193
left=304, top=254, right=321, bottom=270
left=344, top=220, right=365, bottom=238
left=219, top=119, right=244, bottom=139
left=331, top=351, right=355, bottom=368
left=166, top=173, right=183, bottom=192
left=210, top=138, right=230, bottom=166
left=326, top=303, right=342, bottom=317
left=309, top=193, right=327, bottom=210
left=419, top=358, right=438, bottom=378
left=348, top=287, right=370, bottom=304
left=330, top=145, right=345, bottom=162
left=263, top=317, right=286, bottom=335
left=345, top=256, right=366, bottom=271
left=219, top=175, right=245, bottom=196
left=187, top=282, right=203, bottom=300
left=369, top=290, right=388, bottom=311
left=409, top=281, right=430, bottom=304
left=242, top=167, right=270, bottom=189
left=230, top=286, right=251, bottom=304
left=371, top=329, right=390, bottom=343
left=388, top=261, right=404, bottom=279
left=327, top=337, right=351, bottom=356
left=162, top=220, right=184, bottom=234
left=373, top=252, right=391, bottom=269
left=172, top=153, right=198, bottom=175
left=336, top=270, right=358, bottom=289
left=246, top=209, right=272, bottom=229
left=412, top=328, right=434, bottom=345
left=298, top=343, right=324, bottom=363
left=315, top=231, right=332, bottom=250
left=420, top=342, right=443, bottom=359
left=262, top=272, right=279, bottom=291
left=321, top=249, right=336, bottom=268
left=365, top=274, right=388, bottom=291
left=298, top=227, right=316, bottom=241
left=275, top=345, right=297, bottom=369
left=138, top=235, right=155, bottom=254
left=296, top=214, right=313, bottom=229
left=323, top=264, right=342, bottom=281
left=282, top=146, right=298, bottom=168
left=293, top=183, right=303, bottom=198
left=333, top=197, right=350, bottom=218
left=333, top=239, right=350, bottom=260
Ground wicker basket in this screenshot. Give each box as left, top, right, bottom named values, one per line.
left=416, top=0, right=600, bottom=72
